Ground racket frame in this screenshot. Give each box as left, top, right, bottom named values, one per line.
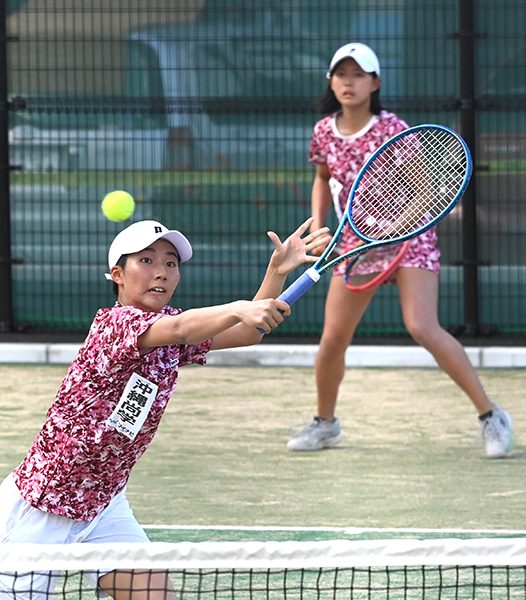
left=277, top=124, right=472, bottom=307
left=344, top=240, right=411, bottom=293
left=317, top=123, right=472, bottom=274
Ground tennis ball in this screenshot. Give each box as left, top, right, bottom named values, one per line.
left=101, top=190, right=135, bottom=222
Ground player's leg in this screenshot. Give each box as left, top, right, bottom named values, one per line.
left=316, top=276, right=375, bottom=418
left=397, top=267, right=491, bottom=410
left=82, top=490, right=176, bottom=598
left=287, top=275, right=374, bottom=451
left=397, top=267, right=514, bottom=457
left=99, top=570, right=176, bottom=600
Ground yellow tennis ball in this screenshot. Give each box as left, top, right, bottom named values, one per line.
left=101, top=190, right=135, bottom=222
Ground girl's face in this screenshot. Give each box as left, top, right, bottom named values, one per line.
left=111, top=238, right=181, bottom=312
left=329, top=58, right=380, bottom=110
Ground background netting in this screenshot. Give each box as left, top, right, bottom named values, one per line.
left=2, top=1, right=526, bottom=338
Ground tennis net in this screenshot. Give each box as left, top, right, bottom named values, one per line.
left=1, top=538, right=526, bottom=599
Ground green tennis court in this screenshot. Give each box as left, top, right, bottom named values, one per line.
left=144, top=525, right=526, bottom=544
left=1, top=363, right=524, bottom=531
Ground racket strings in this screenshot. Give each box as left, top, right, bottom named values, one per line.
left=352, top=128, right=468, bottom=241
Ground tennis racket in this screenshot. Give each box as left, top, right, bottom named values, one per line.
left=278, top=123, right=472, bottom=306
left=343, top=240, right=410, bottom=293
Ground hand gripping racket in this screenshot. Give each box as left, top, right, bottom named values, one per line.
left=279, top=123, right=472, bottom=306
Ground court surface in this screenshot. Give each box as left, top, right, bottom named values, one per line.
left=144, top=525, right=526, bottom=544
left=1, top=364, right=524, bottom=530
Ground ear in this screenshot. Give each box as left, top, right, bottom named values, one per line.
left=110, top=265, right=124, bottom=284
left=372, top=75, right=382, bottom=92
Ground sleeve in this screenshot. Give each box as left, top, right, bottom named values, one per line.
left=385, top=112, right=410, bottom=137
left=308, top=119, right=329, bottom=165
left=178, top=338, right=214, bottom=367
left=92, top=306, right=164, bottom=368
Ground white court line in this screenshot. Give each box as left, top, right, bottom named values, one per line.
left=143, top=524, right=526, bottom=535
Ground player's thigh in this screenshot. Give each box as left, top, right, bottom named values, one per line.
left=397, top=267, right=440, bottom=329
left=79, top=491, right=152, bottom=597
left=322, top=275, right=375, bottom=340
left=99, top=569, right=176, bottom=600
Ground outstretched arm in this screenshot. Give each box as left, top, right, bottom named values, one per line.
left=211, top=218, right=330, bottom=349
left=138, top=298, right=291, bottom=349
left=137, top=218, right=330, bottom=350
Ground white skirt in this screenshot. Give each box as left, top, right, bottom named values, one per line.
left=0, top=473, right=149, bottom=599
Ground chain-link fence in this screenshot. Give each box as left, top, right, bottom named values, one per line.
left=1, top=0, right=525, bottom=339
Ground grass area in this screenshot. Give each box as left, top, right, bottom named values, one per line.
left=145, top=526, right=526, bottom=543
left=10, top=169, right=315, bottom=189
left=479, top=159, right=526, bottom=173
left=1, top=364, right=524, bottom=531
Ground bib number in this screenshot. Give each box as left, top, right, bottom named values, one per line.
left=106, top=373, right=158, bottom=440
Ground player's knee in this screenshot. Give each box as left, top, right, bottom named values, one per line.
left=320, top=330, right=353, bottom=356
left=404, top=319, right=432, bottom=345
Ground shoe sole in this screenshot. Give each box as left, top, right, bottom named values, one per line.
left=287, top=433, right=343, bottom=452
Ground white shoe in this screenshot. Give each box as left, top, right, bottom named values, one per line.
left=287, top=417, right=343, bottom=451
left=479, top=406, right=515, bottom=458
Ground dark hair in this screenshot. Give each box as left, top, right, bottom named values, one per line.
left=112, top=255, right=128, bottom=297
left=314, top=74, right=383, bottom=115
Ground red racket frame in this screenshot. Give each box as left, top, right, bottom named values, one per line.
left=344, top=240, right=411, bottom=293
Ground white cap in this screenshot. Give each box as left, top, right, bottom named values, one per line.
left=105, top=220, right=192, bottom=280
left=326, top=43, right=380, bottom=78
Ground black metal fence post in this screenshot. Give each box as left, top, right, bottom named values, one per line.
left=458, top=0, right=480, bottom=335
left=0, top=0, right=13, bottom=332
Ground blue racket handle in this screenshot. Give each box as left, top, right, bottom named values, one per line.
left=257, top=268, right=320, bottom=335
left=277, top=268, right=320, bottom=306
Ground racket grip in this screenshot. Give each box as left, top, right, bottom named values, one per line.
left=277, top=267, right=320, bottom=306
left=257, top=268, right=320, bottom=335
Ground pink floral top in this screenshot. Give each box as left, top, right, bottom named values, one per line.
left=13, top=304, right=213, bottom=521
left=309, top=111, right=440, bottom=280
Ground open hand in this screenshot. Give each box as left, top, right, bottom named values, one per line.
left=267, top=217, right=331, bottom=276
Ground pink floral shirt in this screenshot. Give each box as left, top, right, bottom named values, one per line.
left=310, top=111, right=440, bottom=279
left=13, top=304, right=213, bottom=521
